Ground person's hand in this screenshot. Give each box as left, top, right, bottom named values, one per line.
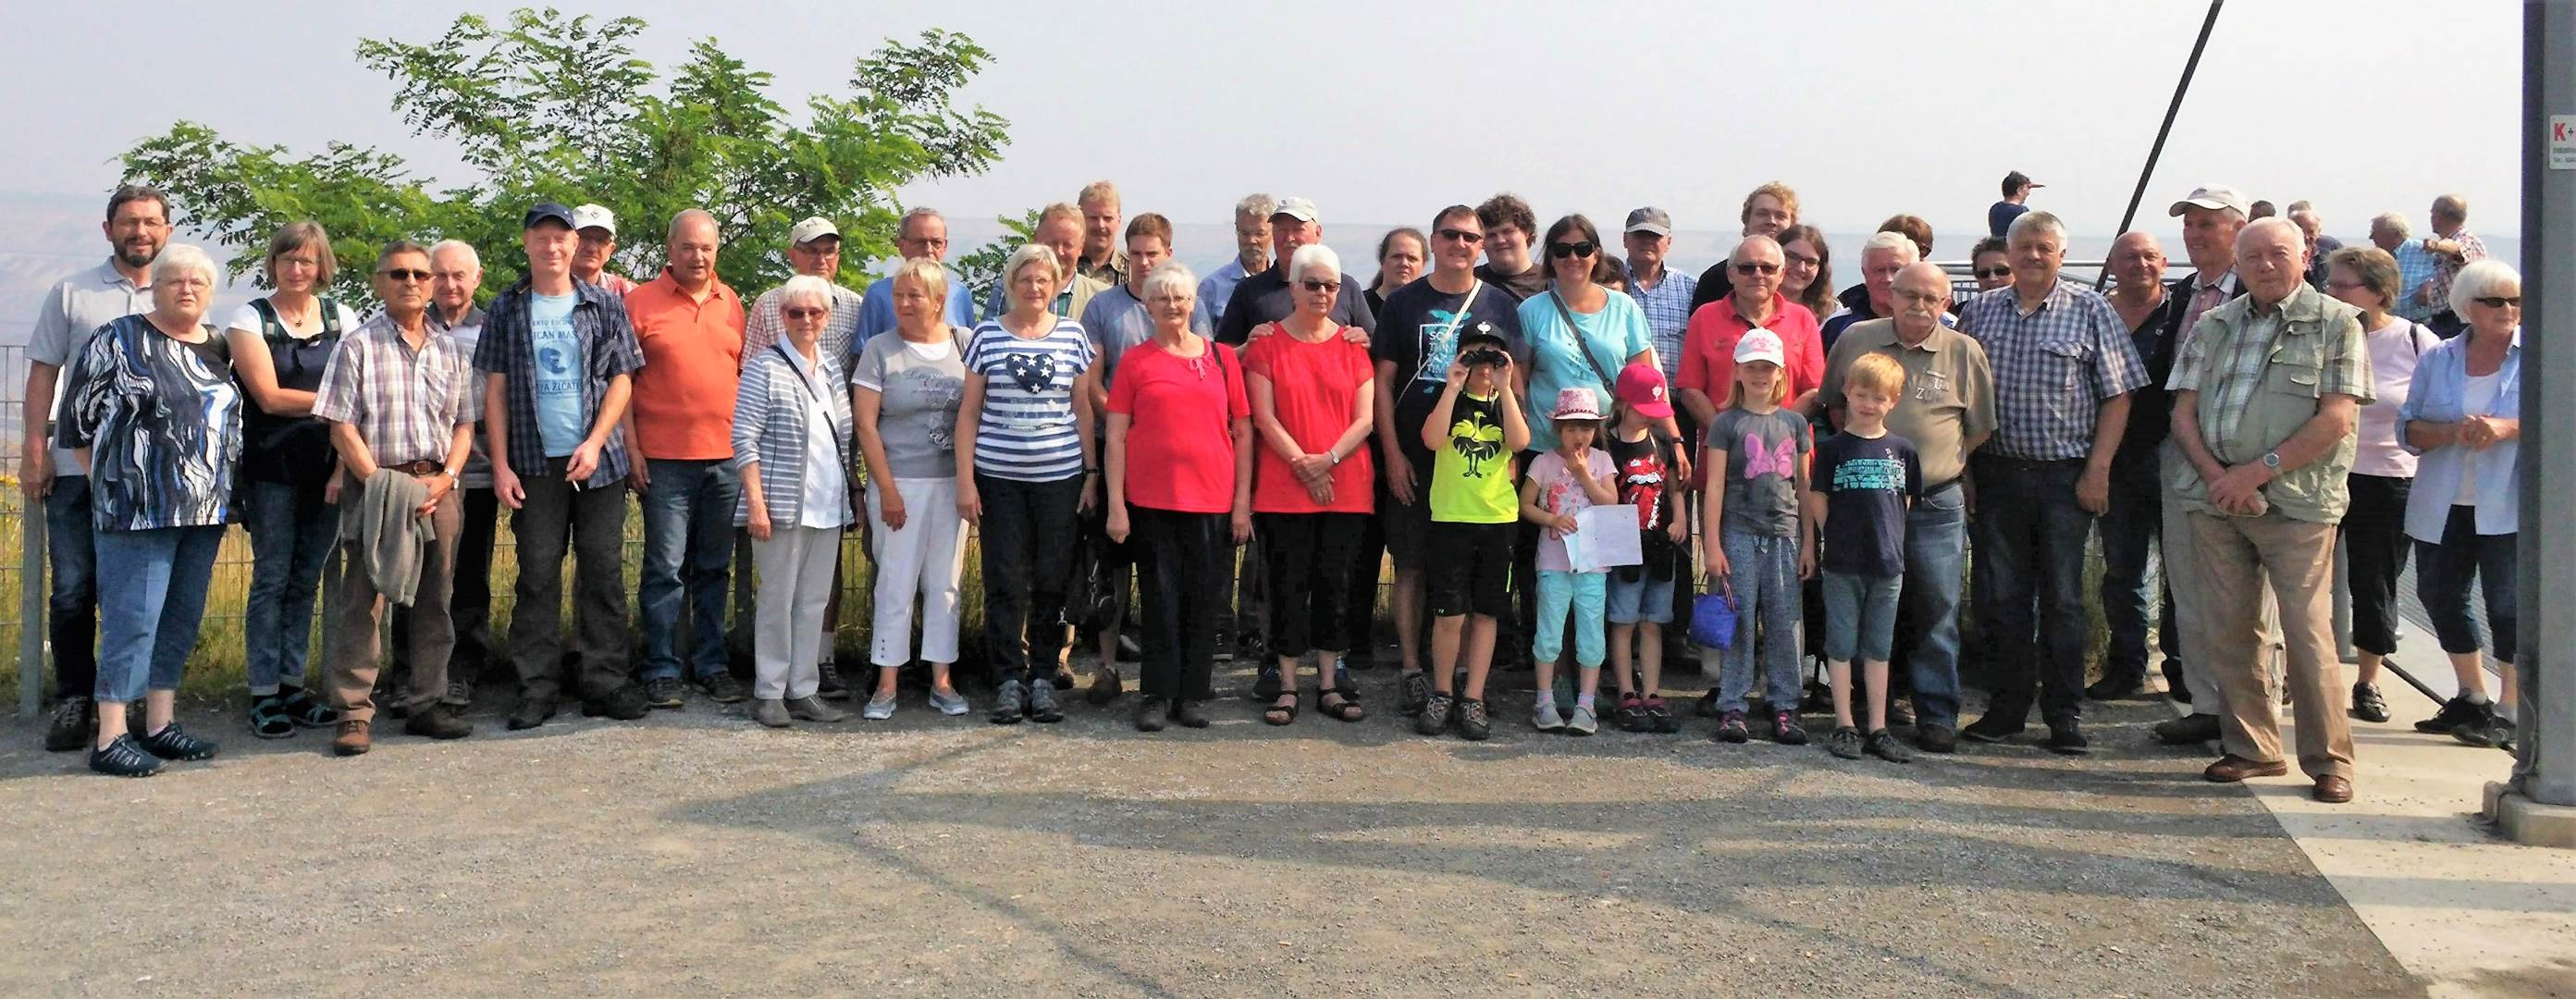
left=627, top=460, right=650, bottom=494
left=1553, top=512, right=1580, bottom=536
left=748, top=507, right=772, bottom=541
left=2209, top=462, right=2271, bottom=515
left=878, top=483, right=907, bottom=530
left=1339, top=326, right=1370, bottom=346
left=1079, top=475, right=1099, bottom=515
left=19, top=449, right=51, bottom=500
left=2076, top=464, right=2112, bottom=515
left=1106, top=504, right=1130, bottom=544
left=2414, top=283, right=2435, bottom=306
left=1961, top=475, right=1977, bottom=521
left=1303, top=476, right=1335, bottom=507
left=493, top=464, right=526, bottom=510
left=1705, top=548, right=1732, bottom=594
left=1231, top=509, right=1254, bottom=543
left=1798, top=542, right=1817, bottom=581
left=568, top=439, right=604, bottom=482
left=324, top=471, right=344, bottom=506
left=2459, top=415, right=2502, bottom=450
left=1290, top=452, right=1334, bottom=483
left=956, top=480, right=981, bottom=526
left=1386, top=458, right=1418, bottom=506
left=416, top=472, right=456, bottom=518
left=1444, top=359, right=1472, bottom=389
left=1665, top=515, right=1688, bottom=543
left=1670, top=446, right=1693, bottom=491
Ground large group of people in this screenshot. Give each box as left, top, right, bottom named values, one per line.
left=19, top=177, right=2522, bottom=803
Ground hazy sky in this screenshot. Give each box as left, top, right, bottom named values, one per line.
left=0, top=0, right=2528, bottom=242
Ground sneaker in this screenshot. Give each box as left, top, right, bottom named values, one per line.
left=2045, top=721, right=2090, bottom=755
left=1865, top=728, right=1916, bottom=763
left=1565, top=704, right=1598, bottom=736
left=990, top=680, right=1027, bottom=725
left=1415, top=692, right=1455, bottom=736
left=1171, top=699, right=1211, bottom=729
left=1826, top=725, right=1864, bottom=759
left=1960, top=713, right=2026, bottom=744
left=508, top=693, right=559, bottom=731
left=816, top=660, right=850, bottom=701
left=2453, top=715, right=2515, bottom=750
left=643, top=677, right=686, bottom=709
left=1344, top=648, right=1376, bottom=672
left=1715, top=710, right=1750, bottom=744
left=1799, top=681, right=1832, bottom=714
left=928, top=687, right=971, bottom=717
left=2349, top=682, right=2390, bottom=723
left=1915, top=724, right=1959, bottom=754
left=1086, top=665, right=1123, bottom=706
left=404, top=705, right=474, bottom=740
left=249, top=695, right=295, bottom=739
left=696, top=672, right=750, bottom=705
left=862, top=694, right=897, bottom=721
left=1026, top=679, right=1064, bottom=723
left=787, top=696, right=845, bottom=722
left=580, top=684, right=651, bottom=722
left=1645, top=696, right=1678, bottom=734
left=1614, top=693, right=1650, bottom=733
left=2084, top=674, right=2144, bottom=701
left=277, top=686, right=337, bottom=727
left=443, top=676, right=475, bottom=709
left=1533, top=697, right=1567, bottom=733
left=332, top=719, right=373, bottom=757
left=2414, top=696, right=2480, bottom=734
left=1251, top=664, right=1284, bottom=704
left=44, top=697, right=95, bottom=753
left=1456, top=698, right=1492, bottom=741
left=1399, top=671, right=1430, bottom=718
left=89, top=734, right=162, bottom=777
left=1134, top=694, right=1169, bottom=732
left=1771, top=710, right=1808, bottom=746
left=751, top=697, right=792, bottom=728
left=137, top=722, right=219, bottom=761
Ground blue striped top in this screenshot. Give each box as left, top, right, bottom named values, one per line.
left=964, top=316, right=1096, bottom=482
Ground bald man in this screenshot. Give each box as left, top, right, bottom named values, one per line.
left=2089, top=232, right=2182, bottom=702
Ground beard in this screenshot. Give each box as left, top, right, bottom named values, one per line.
left=117, top=243, right=160, bottom=270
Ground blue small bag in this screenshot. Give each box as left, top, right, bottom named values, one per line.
left=1689, top=591, right=1737, bottom=650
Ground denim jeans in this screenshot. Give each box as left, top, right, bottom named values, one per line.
left=636, top=458, right=740, bottom=682
left=1712, top=530, right=1803, bottom=715
left=92, top=524, right=225, bottom=704
left=2415, top=505, right=2517, bottom=662
left=241, top=479, right=337, bottom=695
left=43, top=475, right=99, bottom=701
left=1970, top=456, right=2095, bottom=726
left=1899, top=481, right=1968, bottom=730
left=975, top=473, right=1082, bottom=685
left=2096, top=459, right=2178, bottom=684
left=1534, top=570, right=1608, bottom=668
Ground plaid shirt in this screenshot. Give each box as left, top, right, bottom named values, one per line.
left=2168, top=288, right=2374, bottom=465
left=1626, top=262, right=1698, bottom=382
left=472, top=278, right=645, bottom=488
left=1957, top=278, right=2149, bottom=461
left=314, top=314, right=477, bottom=469
left=2422, top=229, right=2489, bottom=311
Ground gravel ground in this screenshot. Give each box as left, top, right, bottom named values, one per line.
left=0, top=659, right=2425, bottom=998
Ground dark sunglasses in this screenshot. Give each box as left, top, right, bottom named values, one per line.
left=1300, top=278, right=1340, bottom=293
left=1733, top=262, right=1781, bottom=276
left=783, top=306, right=828, bottom=319
left=1548, top=240, right=1597, bottom=260
left=2473, top=296, right=2521, bottom=308
left=376, top=268, right=433, bottom=282
left=1436, top=228, right=1484, bottom=244
left=1975, top=266, right=2013, bottom=279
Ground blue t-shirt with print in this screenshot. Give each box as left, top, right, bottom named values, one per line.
left=529, top=291, right=587, bottom=458
left=1813, top=429, right=1921, bottom=576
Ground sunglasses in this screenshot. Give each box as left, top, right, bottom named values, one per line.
left=376, top=268, right=433, bottom=283
left=1548, top=240, right=1597, bottom=260
left=783, top=306, right=828, bottom=319
left=1975, top=266, right=2013, bottom=279
left=1436, top=228, right=1484, bottom=244
left=1733, top=262, right=1782, bottom=276
left=2473, top=296, right=2521, bottom=308
left=1299, top=278, right=1340, bottom=293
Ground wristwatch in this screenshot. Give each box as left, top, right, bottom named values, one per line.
left=2262, top=451, right=2282, bottom=471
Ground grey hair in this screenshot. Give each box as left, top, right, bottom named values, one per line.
left=1005, top=242, right=1062, bottom=288
left=1859, top=229, right=1920, bottom=265
left=2448, top=259, right=2521, bottom=317
left=890, top=257, right=948, bottom=306
left=2369, top=212, right=2411, bottom=239
left=1233, top=193, right=1278, bottom=220
left=2005, top=210, right=2066, bottom=246
left=2236, top=216, right=2308, bottom=257
left=1141, top=261, right=1197, bottom=303
left=428, top=239, right=482, bottom=272
left=777, top=274, right=834, bottom=312
left=667, top=207, right=720, bottom=243
left=150, top=243, right=219, bottom=287
left=899, top=206, right=945, bottom=239
left=1288, top=243, right=1343, bottom=282
left=2432, top=193, right=2470, bottom=221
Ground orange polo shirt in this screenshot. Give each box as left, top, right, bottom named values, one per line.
left=625, top=271, right=746, bottom=460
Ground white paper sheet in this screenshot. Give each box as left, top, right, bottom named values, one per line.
left=1562, top=504, right=1643, bottom=573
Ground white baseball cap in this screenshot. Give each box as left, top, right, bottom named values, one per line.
left=571, top=204, right=617, bottom=235
left=2168, top=184, right=2250, bottom=219
left=1733, top=328, right=1787, bottom=366
left=1271, top=196, right=1319, bottom=224
left=788, top=216, right=841, bottom=246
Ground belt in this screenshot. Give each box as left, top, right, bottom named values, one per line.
left=1923, top=476, right=1963, bottom=495
left=386, top=460, right=444, bottom=475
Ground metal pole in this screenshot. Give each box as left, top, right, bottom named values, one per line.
left=2514, top=0, right=2574, bottom=808
left=18, top=491, right=44, bottom=719
left=2097, top=0, right=2225, bottom=290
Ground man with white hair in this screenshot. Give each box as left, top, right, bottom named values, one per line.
left=1214, top=196, right=1375, bottom=344
left=2417, top=193, right=2487, bottom=339
left=2284, top=201, right=2341, bottom=290
left=1820, top=230, right=1921, bottom=347
left=570, top=204, right=638, bottom=295
left=1200, top=193, right=1276, bottom=327
left=857, top=208, right=975, bottom=342
left=985, top=203, right=1111, bottom=322
left=623, top=209, right=750, bottom=710
left=1075, top=180, right=1128, bottom=285
left=2152, top=184, right=2251, bottom=744
left=2166, top=217, right=2371, bottom=805
left=2371, top=212, right=2437, bottom=323
left=1955, top=210, right=2147, bottom=755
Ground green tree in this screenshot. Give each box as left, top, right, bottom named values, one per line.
left=121, top=8, right=1009, bottom=306
left=950, top=206, right=1041, bottom=311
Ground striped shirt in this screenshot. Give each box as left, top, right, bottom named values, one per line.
left=731, top=341, right=855, bottom=529
left=314, top=314, right=479, bottom=470
left=1956, top=278, right=2149, bottom=461
left=963, top=316, right=1096, bottom=482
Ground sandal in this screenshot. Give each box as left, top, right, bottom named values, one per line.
left=1316, top=684, right=1364, bottom=723
left=249, top=695, right=294, bottom=739
left=1263, top=692, right=1300, bottom=726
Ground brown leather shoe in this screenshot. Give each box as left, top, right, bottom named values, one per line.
left=2312, top=775, right=2354, bottom=804
left=2203, top=754, right=2288, bottom=783
left=332, top=719, right=372, bottom=757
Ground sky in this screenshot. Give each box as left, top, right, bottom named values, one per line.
left=0, top=0, right=2529, bottom=245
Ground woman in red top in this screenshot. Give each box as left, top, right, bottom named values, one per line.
left=1105, top=262, right=1253, bottom=732
left=1245, top=244, right=1377, bottom=725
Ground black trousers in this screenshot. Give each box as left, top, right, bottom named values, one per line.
left=976, top=473, right=1083, bottom=685
left=2341, top=474, right=2413, bottom=657
left=1134, top=506, right=1230, bottom=701
left=1258, top=512, right=1367, bottom=658
left=507, top=462, right=631, bottom=701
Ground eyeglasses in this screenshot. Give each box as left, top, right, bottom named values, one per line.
left=1733, top=262, right=1781, bottom=276
left=2323, top=278, right=2368, bottom=292
left=1974, top=266, right=2013, bottom=279
left=1436, top=228, right=1484, bottom=244
left=376, top=268, right=433, bottom=283
left=2473, top=296, right=2522, bottom=308
left=1299, top=278, right=1340, bottom=293
left=783, top=307, right=828, bottom=319
left=1783, top=252, right=1821, bottom=268
left=1548, top=240, right=1597, bottom=260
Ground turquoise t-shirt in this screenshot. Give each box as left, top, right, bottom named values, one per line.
left=529, top=291, right=587, bottom=458
left=1517, top=289, right=1652, bottom=452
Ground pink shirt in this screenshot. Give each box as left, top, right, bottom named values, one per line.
left=2354, top=316, right=2441, bottom=478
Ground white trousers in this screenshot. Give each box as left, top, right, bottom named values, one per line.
left=753, top=524, right=841, bottom=699
left=868, top=477, right=968, bottom=668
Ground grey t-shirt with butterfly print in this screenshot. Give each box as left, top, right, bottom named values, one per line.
left=1706, top=406, right=1812, bottom=537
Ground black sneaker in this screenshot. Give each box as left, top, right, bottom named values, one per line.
left=1915, top=724, right=1958, bottom=754
left=580, top=684, right=651, bottom=722
left=1133, top=694, right=1168, bottom=732
left=1645, top=697, right=1679, bottom=734
left=249, top=694, right=295, bottom=739
left=1697, top=689, right=1723, bottom=718
left=2085, top=674, right=2144, bottom=701
left=1715, top=710, right=1750, bottom=744
left=2453, top=714, right=2516, bottom=750
left=1250, top=664, right=1283, bottom=704
left=990, top=680, right=1027, bottom=725
left=1027, top=679, right=1064, bottom=723
left=43, top=697, right=95, bottom=752
left=1344, top=648, right=1376, bottom=672
left=696, top=672, right=749, bottom=705
left=2045, top=721, right=2090, bottom=755
left=643, top=677, right=686, bottom=709
left=1399, top=671, right=1430, bottom=718
left=375, top=667, right=412, bottom=720
left=89, top=734, right=162, bottom=777
left=1456, top=698, right=1492, bottom=741
left=816, top=660, right=850, bottom=701
left=2414, top=696, right=2480, bottom=734
left=1960, top=713, right=2025, bottom=744
left=1771, top=710, right=1808, bottom=746
left=508, top=693, right=559, bottom=731
left=2163, top=660, right=2191, bottom=704
left=1826, top=725, right=1864, bottom=759
left=1415, top=692, right=1454, bottom=736
left=1865, top=728, right=1916, bottom=763
left=277, top=686, right=338, bottom=727
left=137, top=722, right=219, bottom=761
left=1170, top=699, right=1210, bottom=729
left=403, top=704, right=475, bottom=740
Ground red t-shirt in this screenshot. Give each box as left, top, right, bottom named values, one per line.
left=1107, top=339, right=1251, bottom=514
left=1676, top=292, right=1826, bottom=411
left=1243, top=326, right=1376, bottom=514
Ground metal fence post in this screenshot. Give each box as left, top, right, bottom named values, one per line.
left=2509, top=0, right=2574, bottom=814
left=18, top=490, right=44, bottom=719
